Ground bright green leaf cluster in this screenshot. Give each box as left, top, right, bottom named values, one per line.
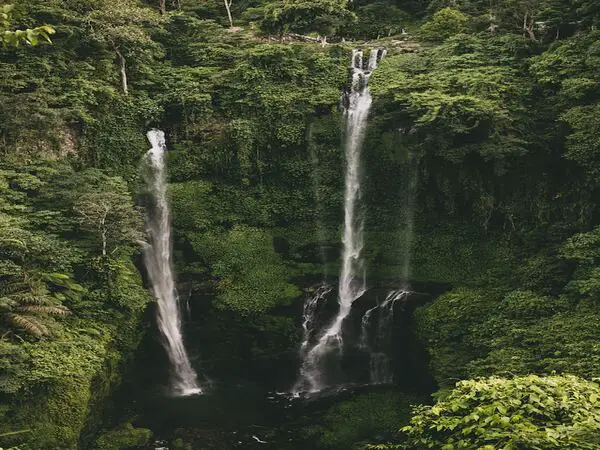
left=400, top=375, right=600, bottom=449
left=1, top=4, right=54, bottom=47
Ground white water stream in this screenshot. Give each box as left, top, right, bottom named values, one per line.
left=293, top=49, right=385, bottom=393
left=143, top=129, right=201, bottom=396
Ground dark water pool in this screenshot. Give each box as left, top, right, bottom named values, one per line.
left=132, top=382, right=401, bottom=449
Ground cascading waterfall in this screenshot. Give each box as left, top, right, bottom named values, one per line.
left=293, top=48, right=385, bottom=394
left=292, top=284, right=332, bottom=393
left=143, top=129, right=202, bottom=397
left=360, top=290, right=408, bottom=384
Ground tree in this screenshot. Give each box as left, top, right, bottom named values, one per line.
left=420, top=7, right=470, bottom=41
left=501, top=0, right=573, bottom=40
left=83, top=0, right=161, bottom=95
left=0, top=214, right=75, bottom=339
left=344, top=1, right=410, bottom=39
left=398, top=375, right=600, bottom=449
left=224, top=0, right=234, bottom=27
left=258, top=0, right=357, bottom=42
left=561, top=104, right=600, bottom=179
left=575, top=0, right=600, bottom=27
left=0, top=4, right=54, bottom=47
left=74, top=191, right=143, bottom=257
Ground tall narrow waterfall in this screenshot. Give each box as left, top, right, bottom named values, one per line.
left=143, top=129, right=201, bottom=397
left=293, top=49, right=384, bottom=394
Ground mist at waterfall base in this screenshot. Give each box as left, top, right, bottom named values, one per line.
left=143, top=129, right=201, bottom=397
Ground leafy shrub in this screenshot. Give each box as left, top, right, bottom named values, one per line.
left=308, top=391, right=419, bottom=449
left=94, top=423, right=152, bottom=450
left=204, top=225, right=300, bottom=314
left=400, top=375, right=600, bottom=449
left=417, top=287, right=600, bottom=385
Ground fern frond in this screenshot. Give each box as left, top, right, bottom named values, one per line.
left=17, top=305, right=70, bottom=316
left=10, top=293, right=48, bottom=305
left=0, top=296, right=16, bottom=307
left=6, top=314, right=48, bottom=337
left=0, top=281, right=28, bottom=296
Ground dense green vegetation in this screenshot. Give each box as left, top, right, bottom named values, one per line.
left=1, top=0, right=600, bottom=448
left=397, top=375, right=600, bottom=449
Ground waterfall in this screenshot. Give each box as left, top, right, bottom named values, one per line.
left=293, top=48, right=384, bottom=393
left=360, top=290, right=408, bottom=384
left=143, top=129, right=202, bottom=397
left=292, top=284, right=332, bottom=394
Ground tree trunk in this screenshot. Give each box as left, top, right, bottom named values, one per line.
left=159, top=0, right=166, bottom=14
left=114, top=47, right=129, bottom=95
left=100, top=216, right=107, bottom=257
left=224, top=0, right=234, bottom=27
left=523, top=12, right=536, bottom=40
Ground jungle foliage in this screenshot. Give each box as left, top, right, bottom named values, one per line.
left=391, top=375, right=600, bottom=449
left=1, top=0, right=600, bottom=449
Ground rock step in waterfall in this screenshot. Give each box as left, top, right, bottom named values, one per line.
left=293, top=48, right=386, bottom=394
left=143, top=129, right=202, bottom=396
left=360, top=290, right=411, bottom=385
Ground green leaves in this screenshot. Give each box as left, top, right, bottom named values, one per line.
left=370, top=34, right=531, bottom=163
left=561, top=104, right=600, bottom=178
left=257, top=0, right=356, bottom=37
left=399, top=375, right=600, bottom=450
left=420, top=7, right=471, bottom=42
left=1, top=4, right=55, bottom=48
left=198, top=225, right=300, bottom=314
left=309, top=391, right=419, bottom=449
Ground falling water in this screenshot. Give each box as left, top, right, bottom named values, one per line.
left=292, top=285, right=332, bottom=393
left=360, top=290, right=409, bottom=384
left=293, top=48, right=385, bottom=393
left=143, top=129, right=201, bottom=396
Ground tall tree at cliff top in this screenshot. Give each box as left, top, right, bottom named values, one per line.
left=258, top=0, right=357, bottom=41
left=79, top=0, right=162, bottom=95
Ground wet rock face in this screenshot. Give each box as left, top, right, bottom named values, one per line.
left=292, top=284, right=437, bottom=393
